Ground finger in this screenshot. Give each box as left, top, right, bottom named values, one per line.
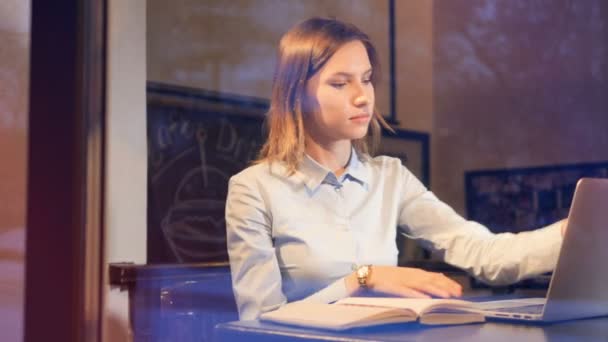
left=411, top=283, right=452, bottom=298
left=396, top=268, right=462, bottom=297
left=432, top=273, right=463, bottom=297
left=398, top=287, right=431, bottom=299
left=439, top=281, right=462, bottom=297
left=409, top=273, right=462, bottom=298
left=384, top=284, right=430, bottom=299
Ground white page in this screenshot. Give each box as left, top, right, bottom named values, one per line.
left=336, top=297, right=474, bottom=315
left=261, top=301, right=414, bottom=329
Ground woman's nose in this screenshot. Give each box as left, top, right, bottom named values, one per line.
left=353, top=94, right=369, bottom=107
left=353, top=82, right=370, bottom=107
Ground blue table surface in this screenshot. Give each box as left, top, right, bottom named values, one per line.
left=215, top=316, right=608, bottom=342
left=215, top=294, right=608, bottom=341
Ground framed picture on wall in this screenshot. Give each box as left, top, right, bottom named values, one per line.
left=379, top=128, right=430, bottom=187
left=465, top=161, right=608, bottom=234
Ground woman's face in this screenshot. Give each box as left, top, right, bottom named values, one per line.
left=304, top=40, right=375, bottom=145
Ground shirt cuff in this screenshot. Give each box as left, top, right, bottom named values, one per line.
left=526, top=219, right=564, bottom=275
left=547, top=219, right=565, bottom=266
left=543, top=219, right=565, bottom=246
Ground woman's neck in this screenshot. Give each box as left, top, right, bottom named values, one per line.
left=304, top=137, right=352, bottom=177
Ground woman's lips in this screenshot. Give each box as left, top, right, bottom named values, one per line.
left=349, top=114, right=371, bottom=123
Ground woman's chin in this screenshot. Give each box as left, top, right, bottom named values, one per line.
left=322, top=127, right=369, bottom=143
left=348, top=126, right=370, bottom=140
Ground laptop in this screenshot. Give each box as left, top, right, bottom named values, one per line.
left=473, top=177, right=608, bottom=322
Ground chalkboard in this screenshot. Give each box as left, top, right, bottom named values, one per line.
left=147, top=82, right=431, bottom=264
left=147, top=82, right=267, bottom=263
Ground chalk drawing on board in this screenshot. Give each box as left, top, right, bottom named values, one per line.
left=161, top=165, right=232, bottom=262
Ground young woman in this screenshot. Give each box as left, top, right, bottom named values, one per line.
left=225, top=17, right=565, bottom=321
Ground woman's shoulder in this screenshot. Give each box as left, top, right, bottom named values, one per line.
left=230, top=161, right=272, bottom=182
left=362, top=154, right=418, bottom=180
left=365, top=154, right=406, bottom=170
left=229, top=159, right=291, bottom=184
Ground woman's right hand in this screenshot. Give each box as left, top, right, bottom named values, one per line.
left=345, top=265, right=463, bottom=298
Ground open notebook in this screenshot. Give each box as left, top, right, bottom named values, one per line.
left=260, top=297, right=485, bottom=330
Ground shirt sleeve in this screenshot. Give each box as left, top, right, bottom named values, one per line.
left=225, top=174, right=351, bottom=321
left=396, top=165, right=564, bottom=285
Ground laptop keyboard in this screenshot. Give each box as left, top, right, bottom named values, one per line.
left=490, top=304, right=544, bottom=315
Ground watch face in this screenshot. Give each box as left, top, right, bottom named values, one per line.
left=357, top=266, right=369, bottom=277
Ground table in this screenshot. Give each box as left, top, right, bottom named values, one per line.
left=108, top=262, right=238, bottom=342
left=215, top=315, right=608, bottom=341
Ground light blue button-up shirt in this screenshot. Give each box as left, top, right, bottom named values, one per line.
left=225, top=149, right=563, bottom=320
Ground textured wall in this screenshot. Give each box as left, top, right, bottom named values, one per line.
left=433, top=0, right=608, bottom=215
left=147, top=0, right=392, bottom=118
left=394, top=0, right=434, bottom=132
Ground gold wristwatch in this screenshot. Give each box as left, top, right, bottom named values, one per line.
left=355, top=265, right=372, bottom=288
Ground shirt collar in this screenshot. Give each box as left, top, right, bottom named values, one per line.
left=298, top=147, right=370, bottom=191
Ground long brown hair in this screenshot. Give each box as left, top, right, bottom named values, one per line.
left=256, top=17, right=392, bottom=174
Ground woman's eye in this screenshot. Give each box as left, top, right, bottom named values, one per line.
left=330, top=82, right=347, bottom=89
left=362, top=79, right=372, bottom=84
